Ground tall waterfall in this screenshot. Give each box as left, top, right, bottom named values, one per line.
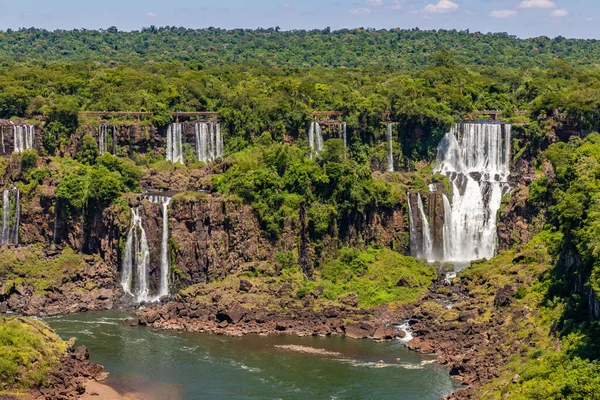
left=435, top=123, right=512, bottom=263
left=308, top=122, right=323, bottom=158
left=121, top=208, right=151, bottom=303
left=0, top=187, right=20, bottom=246
left=387, top=123, right=394, bottom=172
left=166, top=123, right=184, bottom=164
left=417, top=194, right=434, bottom=262
left=12, top=125, right=35, bottom=153
left=340, top=122, right=347, bottom=148
left=148, top=195, right=172, bottom=298
left=195, top=122, right=224, bottom=163
left=99, top=125, right=117, bottom=155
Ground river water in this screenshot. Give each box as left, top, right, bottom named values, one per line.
left=47, top=312, right=458, bottom=400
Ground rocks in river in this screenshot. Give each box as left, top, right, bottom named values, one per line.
left=344, top=321, right=376, bottom=339
left=216, top=302, right=246, bottom=324
left=373, top=325, right=399, bottom=340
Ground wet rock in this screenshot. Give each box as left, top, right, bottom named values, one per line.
left=344, top=321, right=376, bottom=339
left=373, top=325, right=398, bottom=340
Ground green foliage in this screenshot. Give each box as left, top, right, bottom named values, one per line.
left=79, top=134, right=99, bottom=165
left=20, top=149, right=38, bottom=174
left=55, top=169, right=89, bottom=214
left=0, top=317, right=67, bottom=393
left=319, top=247, right=437, bottom=307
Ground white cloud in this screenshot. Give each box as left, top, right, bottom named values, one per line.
left=490, top=10, right=517, bottom=18
left=585, top=17, right=594, bottom=23
left=550, top=9, right=568, bottom=17
left=146, top=11, right=158, bottom=17
left=424, top=0, right=459, bottom=14
left=366, top=0, right=383, bottom=5
left=517, top=0, right=556, bottom=9
left=280, top=3, right=292, bottom=8
left=350, top=8, right=371, bottom=15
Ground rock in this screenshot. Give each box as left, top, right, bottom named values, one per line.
left=344, top=321, right=376, bottom=339
left=239, top=279, right=253, bottom=292
left=373, top=325, right=398, bottom=340
left=121, top=317, right=139, bottom=326
left=494, top=285, right=515, bottom=308
left=398, top=330, right=407, bottom=339
left=73, top=346, right=89, bottom=361
left=338, top=293, right=359, bottom=307
left=139, top=309, right=161, bottom=325
left=512, top=374, right=520, bottom=384
left=323, top=307, right=339, bottom=318
left=459, top=311, right=477, bottom=322
left=216, top=302, right=246, bottom=324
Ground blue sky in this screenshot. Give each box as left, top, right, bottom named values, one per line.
left=0, top=0, right=597, bottom=39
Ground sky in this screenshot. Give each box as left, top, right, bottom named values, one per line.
left=0, top=0, right=598, bottom=39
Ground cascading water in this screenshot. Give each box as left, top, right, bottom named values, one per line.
left=12, top=125, right=35, bottom=153
left=387, top=123, right=394, bottom=172
left=0, top=187, right=20, bottom=246
left=195, top=122, right=224, bottom=163
left=147, top=195, right=172, bottom=298
left=417, top=194, right=434, bottom=262
left=121, top=208, right=151, bottom=303
left=340, top=122, right=347, bottom=148
left=308, top=122, right=323, bottom=158
left=435, top=123, right=512, bottom=263
left=166, top=123, right=184, bottom=164
left=99, top=125, right=117, bottom=155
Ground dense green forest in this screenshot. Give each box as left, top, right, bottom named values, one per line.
left=1, top=27, right=600, bottom=69
left=2, top=53, right=600, bottom=159
left=2, top=27, right=600, bottom=399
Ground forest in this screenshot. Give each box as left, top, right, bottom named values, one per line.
left=1, top=27, right=600, bottom=69
left=1, top=28, right=600, bottom=399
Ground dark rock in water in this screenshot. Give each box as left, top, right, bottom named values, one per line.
left=373, top=324, right=398, bottom=340
left=494, top=285, right=515, bottom=308
left=121, top=317, right=139, bottom=326
left=344, top=321, right=376, bottom=339
left=239, top=279, right=253, bottom=293
left=469, top=172, right=482, bottom=181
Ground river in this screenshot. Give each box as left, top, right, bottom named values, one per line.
left=47, top=312, right=459, bottom=400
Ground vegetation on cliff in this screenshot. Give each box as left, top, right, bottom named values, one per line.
left=0, top=317, right=67, bottom=394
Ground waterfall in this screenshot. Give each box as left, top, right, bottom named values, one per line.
left=0, top=187, right=20, bottom=246
left=13, top=125, right=35, bottom=153
left=166, top=123, right=184, bottom=164
left=387, top=123, right=394, bottom=172
left=308, top=122, right=323, bottom=158
left=417, top=193, right=434, bottom=262
left=121, top=208, right=151, bottom=302
left=99, top=125, right=117, bottom=155
left=195, top=122, right=224, bottom=163
left=148, top=195, right=172, bottom=298
left=340, top=122, right=347, bottom=148
left=407, top=193, right=419, bottom=258
left=434, top=123, right=512, bottom=263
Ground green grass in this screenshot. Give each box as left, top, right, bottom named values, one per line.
left=0, top=245, right=90, bottom=294
left=0, top=317, right=67, bottom=395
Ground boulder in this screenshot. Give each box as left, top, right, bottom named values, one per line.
left=338, top=293, right=359, bottom=307
left=216, top=302, right=246, bottom=324
left=494, top=285, right=515, bottom=308
left=373, top=325, right=398, bottom=340
left=239, top=279, right=253, bottom=293
left=344, top=321, right=376, bottom=339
